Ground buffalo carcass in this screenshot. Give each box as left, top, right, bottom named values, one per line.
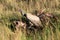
left=34, top=10, right=58, bottom=33
left=10, top=20, right=26, bottom=32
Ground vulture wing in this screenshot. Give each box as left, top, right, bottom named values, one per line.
left=26, top=13, right=42, bottom=27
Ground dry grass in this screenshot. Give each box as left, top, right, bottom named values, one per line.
left=0, top=0, right=60, bottom=40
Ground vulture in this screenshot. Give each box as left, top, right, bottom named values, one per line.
left=19, top=9, right=43, bottom=29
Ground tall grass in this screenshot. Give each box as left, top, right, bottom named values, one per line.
left=0, top=0, right=60, bottom=40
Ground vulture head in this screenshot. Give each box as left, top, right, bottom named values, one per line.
left=19, top=9, right=27, bottom=17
